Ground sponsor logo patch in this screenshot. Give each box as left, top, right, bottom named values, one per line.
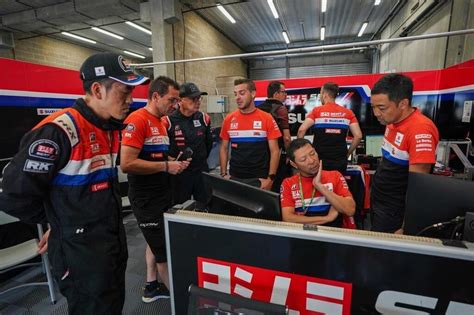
left=90, top=143, right=100, bottom=153
left=151, top=153, right=163, bottom=159
left=394, top=132, right=404, bottom=146
left=230, top=123, right=239, bottom=129
left=415, top=133, right=432, bottom=139
left=253, top=121, right=262, bottom=129
left=325, top=128, right=341, bottom=134
left=37, top=108, right=61, bottom=116
left=94, top=66, right=105, bottom=76
left=90, top=181, right=109, bottom=192
left=90, top=159, right=106, bottom=170
left=28, top=139, right=59, bottom=161
left=126, top=123, right=135, bottom=132
left=23, top=159, right=53, bottom=173
left=89, top=132, right=96, bottom=142
left=193, top=120, right=202, bottom=127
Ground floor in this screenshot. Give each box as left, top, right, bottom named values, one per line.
left=0, top=215, right=172, bottom=315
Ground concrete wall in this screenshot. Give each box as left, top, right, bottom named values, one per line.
left=379, top=0, right=474, bottom=72
left=0, top=35, right=101, bottom=70
left=173, top=10, right=247, bottom=113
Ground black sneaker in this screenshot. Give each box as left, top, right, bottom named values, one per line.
left=142, top=283, right=170, bottom=303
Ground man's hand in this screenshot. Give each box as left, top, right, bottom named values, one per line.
left=259, top=177, right=273, bottom=190
left=167, top=161, right=190, bottom=175
left=312, top=161, right=324, bottom=190
left=37, top=228, right=50, bottom=254
left=394, top=228, right=404, bottom=235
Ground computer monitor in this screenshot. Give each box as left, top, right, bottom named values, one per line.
left=187, top=284, right=288, bottom=315
left=365, top=134, right=384, bottom=157
left=404, top=173, right=474, bottom=239
left=202, top=172, right=282, bottom=221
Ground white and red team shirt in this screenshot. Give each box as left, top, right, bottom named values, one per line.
left=122, top=108, right=170, bottom=190
left=306, top=103, right=358, bottom=161
left=280, top=171, right=352, bottom=227
left=220, top=109, right=281, bottom=179
left=371, top=108, right=439, bottom=232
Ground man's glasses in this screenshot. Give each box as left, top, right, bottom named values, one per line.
left=279, top=90, right=287, bottom=94
left=169, top=97, right=181, bottom=105
left=192, top=96, right=202, bottom=102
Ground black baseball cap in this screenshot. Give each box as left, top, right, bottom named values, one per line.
left=80, top=52, right=149, bottom=86
left=179, top=82, right=208, bottom=98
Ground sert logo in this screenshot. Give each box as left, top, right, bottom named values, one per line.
left=197, top=257, right=352, bottom=314
left=23, top=159, right=53, bottom=173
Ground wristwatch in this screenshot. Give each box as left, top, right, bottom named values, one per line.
left=268, top=174, right=276, bottom=181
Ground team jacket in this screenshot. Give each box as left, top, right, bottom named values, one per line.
left=258, top=99, right=290, bottom=149
left=220, top=109, right=282, bottom=179
left=280, top=171, right=352, bottom=227
left=0, top=99, right=127, bottom=281
left=371, top=109, right=439, bottom=232
left=306, top=103, right=358, bottom=161
left=162, top=110, right=212, bottom=172
left=122, top=108, right=170, bottom=193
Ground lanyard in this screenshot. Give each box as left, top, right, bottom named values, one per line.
left=298, top=174, right=317, bottom=213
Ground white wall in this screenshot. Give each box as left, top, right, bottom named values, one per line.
left=379, top=0, right=473, bottom=72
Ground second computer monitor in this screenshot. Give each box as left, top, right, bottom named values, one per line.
left=404, top=173, right=474, bottom=238
left=202, top=172, right=282, bottom=221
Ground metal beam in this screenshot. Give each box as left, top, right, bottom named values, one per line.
left=130, top=29, right=474, bottom=68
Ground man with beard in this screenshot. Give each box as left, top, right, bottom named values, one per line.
left=280, top=138, right=355, bottom=227
left=370, top=74, right=438, bottom=234
left=219, top=79, right=281, bottom=189
left=297, top=82, right=362, bottom=173
left=0, top=52, right=148, bottom=314
left=120, top=76, right=190, bottom=301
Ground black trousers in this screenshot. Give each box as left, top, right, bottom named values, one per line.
left=321, top=158, right=348, bottom=174
left=56, top=254, right=127, bottom=315
left=172, top=170, right=209, bottom=209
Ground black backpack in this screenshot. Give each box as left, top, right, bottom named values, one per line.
left=259, top=100, right=284, bottom=148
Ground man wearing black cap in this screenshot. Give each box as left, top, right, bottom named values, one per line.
left=163, top=82, right=213, bottom=208
left=0, top=52, right=148, bottom=314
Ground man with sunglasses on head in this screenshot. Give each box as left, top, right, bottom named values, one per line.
left=120, top=76, right=190, bottom=302
left=0, top=52, right=148, bottom=314
left=163, top=82, right=213, bottom=209
left=297, top=82, right=363, bottom=174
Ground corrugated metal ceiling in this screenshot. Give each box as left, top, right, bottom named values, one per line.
left=0, top=0, right=400, bottom=61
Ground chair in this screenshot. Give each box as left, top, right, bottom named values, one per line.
left=0, top=211, right=57, bottom=304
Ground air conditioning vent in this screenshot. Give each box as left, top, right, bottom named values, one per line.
left=0, top=31, right=14, bottom=49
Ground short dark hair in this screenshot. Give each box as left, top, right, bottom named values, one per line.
left=148, top=76, right=180, bottom=100
left=83, top=78, right=115, bottom=94
left=267, top=81, right=284, bottom=98
left=287, top=138, right=313, bottom=162
left=234, top=78, right=256, bottom=92
left=322, top=82, right=339, bottom=99
left=372, top=73, right=413, bottom=105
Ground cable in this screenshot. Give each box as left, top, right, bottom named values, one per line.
left=416, top=216, right=465, bottom=237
